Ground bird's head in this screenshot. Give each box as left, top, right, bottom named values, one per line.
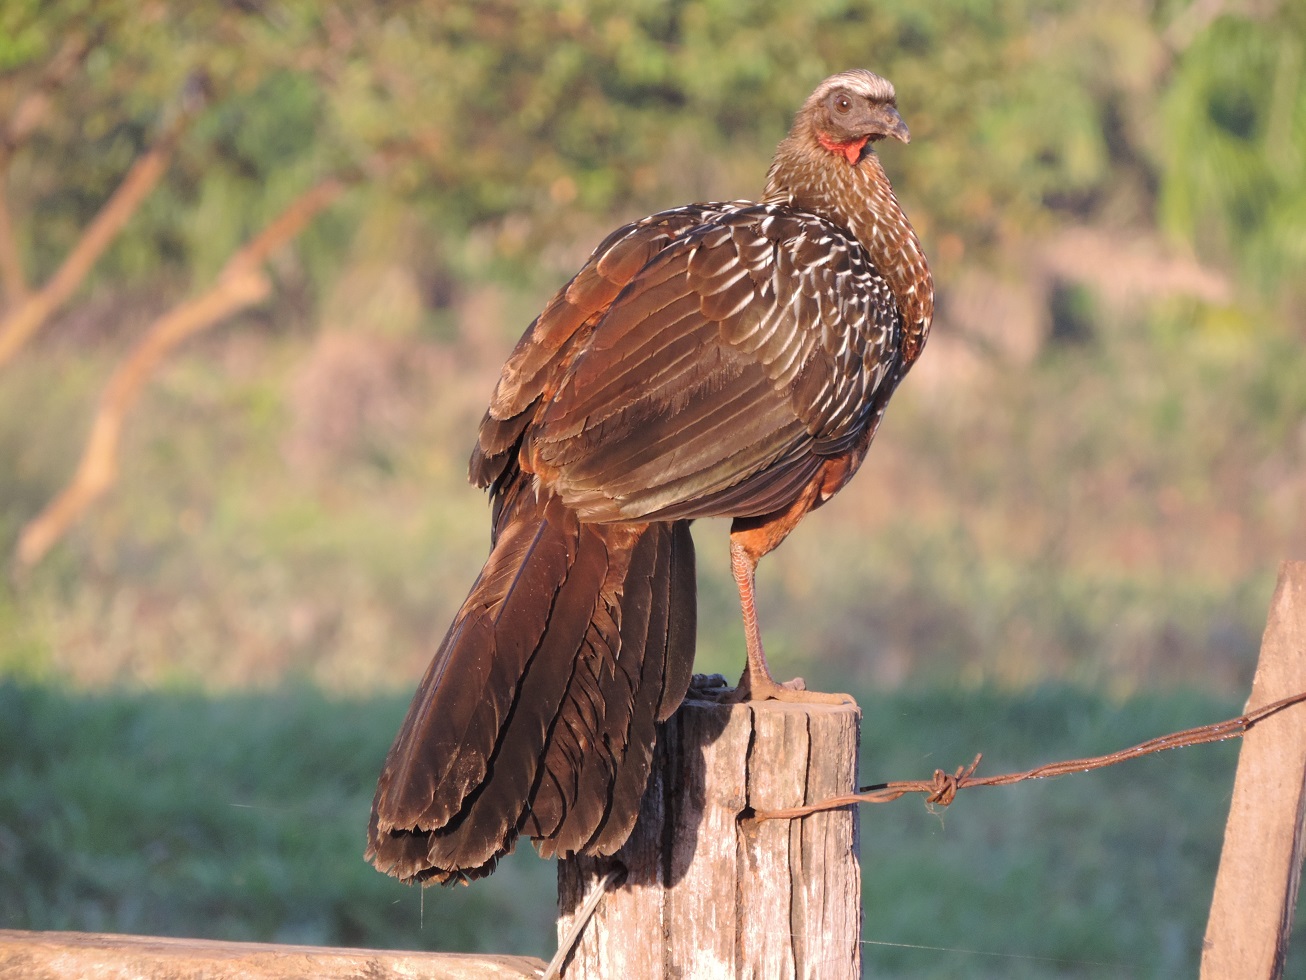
left=800, top=69, right=909, bottom=165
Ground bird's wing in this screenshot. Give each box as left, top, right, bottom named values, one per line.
left=526, top=204, right=903, bottom=523
left=471, top=204, right=742, bottom=492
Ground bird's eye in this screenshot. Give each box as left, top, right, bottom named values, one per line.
left=834, top=95, right=852, bottom=113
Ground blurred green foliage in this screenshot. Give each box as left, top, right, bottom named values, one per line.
left=1, top=0, right=1299, bottom=296
left=1161, top=9, right=1306, bottom=296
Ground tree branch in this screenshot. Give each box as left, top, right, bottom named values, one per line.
left=0, top=102, right=197, bottom=369
left=0, top=32, right=94, bottom=308
left=13, top=175, right=349, bottom=574
left=0, top=183, right=27, bottom=309
left=0, top=32, right=93, bottom=151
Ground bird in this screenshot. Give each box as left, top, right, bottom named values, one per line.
left=367, top=68, right=934, bottom=885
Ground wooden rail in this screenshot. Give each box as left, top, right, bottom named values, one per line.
left=0, top=929, right=545, bottom=979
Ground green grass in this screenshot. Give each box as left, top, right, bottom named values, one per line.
left=4, top=679, right=1293, bottom=976
left=857, top=687, right=1249, bottom=977
left=0, top=682, right=556, bottom=955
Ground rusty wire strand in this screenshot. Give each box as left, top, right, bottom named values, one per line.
left=755, top=688, right=1306, bottom=822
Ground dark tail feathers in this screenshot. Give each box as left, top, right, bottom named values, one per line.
left=367, top=477, right=696, bottom=884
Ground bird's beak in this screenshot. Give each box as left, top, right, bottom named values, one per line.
left=875, top=105, right=911, bottom=144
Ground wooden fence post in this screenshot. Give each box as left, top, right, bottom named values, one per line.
left=556, top=696, right=862, bottom=979
left=1202, top=560, right=1306, bottom=978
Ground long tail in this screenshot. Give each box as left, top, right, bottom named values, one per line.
left=367, top=476, right=696, bottom=884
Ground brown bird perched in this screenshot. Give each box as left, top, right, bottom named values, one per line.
left=368, top=68, right=933, bottom=884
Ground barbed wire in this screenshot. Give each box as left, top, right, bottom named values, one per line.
left=754, top=688, right=1306, bottom=822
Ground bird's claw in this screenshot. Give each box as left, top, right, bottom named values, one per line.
left=686, top=673, right=731, bottom=700
left=695, top=670, right=854, bottom=706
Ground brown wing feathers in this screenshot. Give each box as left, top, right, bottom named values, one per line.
left=471, top=204, right=739, bottom=491
left=531, top=208, right=895, bottom=525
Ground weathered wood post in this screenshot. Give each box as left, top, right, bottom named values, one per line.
left=556, top=695, right=861, bottom=979
left=1202, top=560, right=1306, bottom=979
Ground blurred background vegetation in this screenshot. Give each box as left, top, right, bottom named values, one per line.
left=1, top=0, right=1304, bottom=974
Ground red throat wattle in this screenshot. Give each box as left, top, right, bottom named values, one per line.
left=817, top=131, right=869, bottom=164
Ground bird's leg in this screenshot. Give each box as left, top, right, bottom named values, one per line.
left=724, top=538, right=851, bottom=705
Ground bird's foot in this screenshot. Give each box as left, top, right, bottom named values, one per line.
left=723, top=670, right=854, bottom=705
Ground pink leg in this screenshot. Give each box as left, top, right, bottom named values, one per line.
left=725, top=538, right=850, bottom=705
